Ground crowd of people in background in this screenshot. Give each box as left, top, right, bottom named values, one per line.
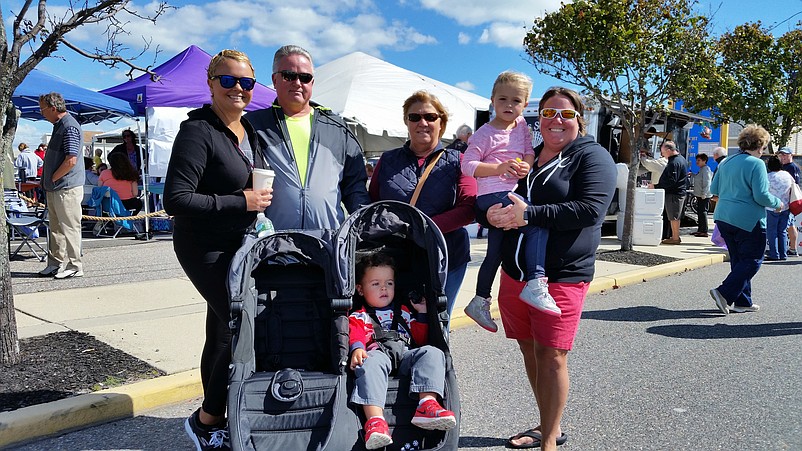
left=634, top=124, right=801, bottom=318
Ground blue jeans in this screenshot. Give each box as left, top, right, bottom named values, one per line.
left=474, top=192, right=548, bottom=298
left=766, top=210, right=790, bottom=259
left=444, top=263, right=467, bottom=320
left=350, top=346, right=446, bottom=408
left=715, top=220, right=765, bottom=308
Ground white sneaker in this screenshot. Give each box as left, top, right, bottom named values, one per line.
left=54, top=269, right=84, bottom=279
left=729, top=304, right=760, bottom=313
left=38, top=265, right=60, bottom=277
left=709, top=288, right=729, bottom=315
left=519, top=277, right=561, bottom=316
left=464, top=295, right=498, bottom=332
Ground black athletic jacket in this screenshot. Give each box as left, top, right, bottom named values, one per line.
left=164, top=105, right=265, bottom=240
left=501, top=136, right=617, bottom=283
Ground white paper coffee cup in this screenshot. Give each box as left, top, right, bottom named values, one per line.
left=252, top=168, right=275, bottom=190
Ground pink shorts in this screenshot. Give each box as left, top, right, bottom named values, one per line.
left=497, top=271, right=589, bottom=351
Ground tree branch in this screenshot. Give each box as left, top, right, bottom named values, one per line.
left=59, top=38, right=160, bottom=80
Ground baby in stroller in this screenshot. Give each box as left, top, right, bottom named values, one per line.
left=348, top=252, right=456, bottom=450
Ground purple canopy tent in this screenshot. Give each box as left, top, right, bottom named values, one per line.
left=100, top=45, right=276, bottom=236
left=100, top=45, right=276, bottom=114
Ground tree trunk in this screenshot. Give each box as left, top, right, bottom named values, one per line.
left=1, top=101, right=21, bottom=366
left=621, top=169, right=638, bottom=251
left=620, top=126, right=640, bottom=251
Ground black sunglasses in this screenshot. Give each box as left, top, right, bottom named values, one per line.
left=275, top=70, right=314, bottom=84
left=210, top=75, right=256, bottom=91
left=407, top=113, right=440, bottom=123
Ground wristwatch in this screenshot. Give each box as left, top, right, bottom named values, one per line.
left=523, top=209, right=532, bottom=224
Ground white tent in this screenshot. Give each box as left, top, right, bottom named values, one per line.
left=312, top=52, right=490, bottom=156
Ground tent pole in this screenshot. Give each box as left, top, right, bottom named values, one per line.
left=136, top=116, right=150, bottom=239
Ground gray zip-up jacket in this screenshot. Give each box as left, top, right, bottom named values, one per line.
left=245, top=104, right=370, bottom=230
left=692, top=165, right=713, bottom=198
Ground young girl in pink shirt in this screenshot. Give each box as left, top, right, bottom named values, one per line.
left=461, top=71, right=560, bottom=333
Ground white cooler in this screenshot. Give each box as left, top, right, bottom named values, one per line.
left=617, top=211, right=663, bottom=246
left=619, top=188, right=665, bottom=215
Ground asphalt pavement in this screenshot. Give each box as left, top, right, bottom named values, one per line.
left=11, top=261, right=802, bottom=450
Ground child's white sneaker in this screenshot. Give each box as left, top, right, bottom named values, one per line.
left=464, top=295, right=498, bottom=332
left=520, top=277, right=561, bottom=316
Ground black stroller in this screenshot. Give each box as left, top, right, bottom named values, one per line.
left=226, top=201, right=460, bottom=451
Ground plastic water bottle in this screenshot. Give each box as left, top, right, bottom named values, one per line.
left=255, top=212, right=275, bottom=238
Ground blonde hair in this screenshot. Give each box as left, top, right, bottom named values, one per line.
left=492, top=71, right=533, bottom=100
left=402, top=91, right=449, bottom=139
left=207, top=49, right=254, bottom=79
left=737, top=124, right=770, bottom=152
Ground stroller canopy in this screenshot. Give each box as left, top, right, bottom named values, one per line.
left=229, top=229, right=341, bottom=302
left=334, top=200, right=448, bottom=299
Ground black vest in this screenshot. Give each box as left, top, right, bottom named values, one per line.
left=374, top=143, right=470, bottom=270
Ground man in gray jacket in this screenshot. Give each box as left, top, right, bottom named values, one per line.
left=246, top=45, right=369, bottom=230
left=38, top=92, right=85, bottom=279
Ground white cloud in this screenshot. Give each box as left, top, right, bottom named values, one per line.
left=478, top=22, right=528, bottom=49
left=55, top=1, right=436, bottom=66
left=240, top=9, right=437, bottom=62
left=455, top=81, right=475, bottom=91
left=12, top=121, right=50, bottom=149
left=420, top=0, right=562, bottom=50
left=458, top=32, right=471, bottom=44
left=419, top=0, right=562, bottom=27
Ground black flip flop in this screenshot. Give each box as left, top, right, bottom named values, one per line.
left=505, top=429, right=568, bottom=449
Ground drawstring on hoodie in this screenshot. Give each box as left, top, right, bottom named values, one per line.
left=527, top=151, right=569, bottom=200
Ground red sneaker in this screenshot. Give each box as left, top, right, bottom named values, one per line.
left=411, top=399, right=456, bottom=430
left=364, top=417, right=392, bottom=450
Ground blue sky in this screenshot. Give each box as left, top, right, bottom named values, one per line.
left=7, top=0, right=802, bottom=147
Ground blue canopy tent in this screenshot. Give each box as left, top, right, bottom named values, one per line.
left=9, top=69, right=141, bottom=234
left=13, top=69, right=136, bottom=123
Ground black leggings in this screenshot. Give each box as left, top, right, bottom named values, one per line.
left=173, top=233, right=239, bottom=417
left=121, top=197, right=143, bottom=216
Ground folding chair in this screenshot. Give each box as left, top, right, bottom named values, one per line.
left=6, top=206, right=49, bottom=262
left=89, top=187, right=140, bottom=238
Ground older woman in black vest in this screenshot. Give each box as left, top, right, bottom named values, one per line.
left=368, top=90, right=477, bottom=321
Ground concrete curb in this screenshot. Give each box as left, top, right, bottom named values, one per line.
left=449, top=254, right=725, bottom=332
left=1, top=255, right=725, bottom=448
left=589, top=253, right=726, bottom=293
left=0, top=369, right=202, bottom=448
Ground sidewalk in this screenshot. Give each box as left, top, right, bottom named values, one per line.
left=1, top=231, right=727, bottom=448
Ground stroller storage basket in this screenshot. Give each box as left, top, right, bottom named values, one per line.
left=232, top=370, right=350, bottom=450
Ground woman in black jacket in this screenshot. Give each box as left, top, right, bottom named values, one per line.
left=164, top=49, right=272, bottom=450
left=487, top=87, right=616, bottom=450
